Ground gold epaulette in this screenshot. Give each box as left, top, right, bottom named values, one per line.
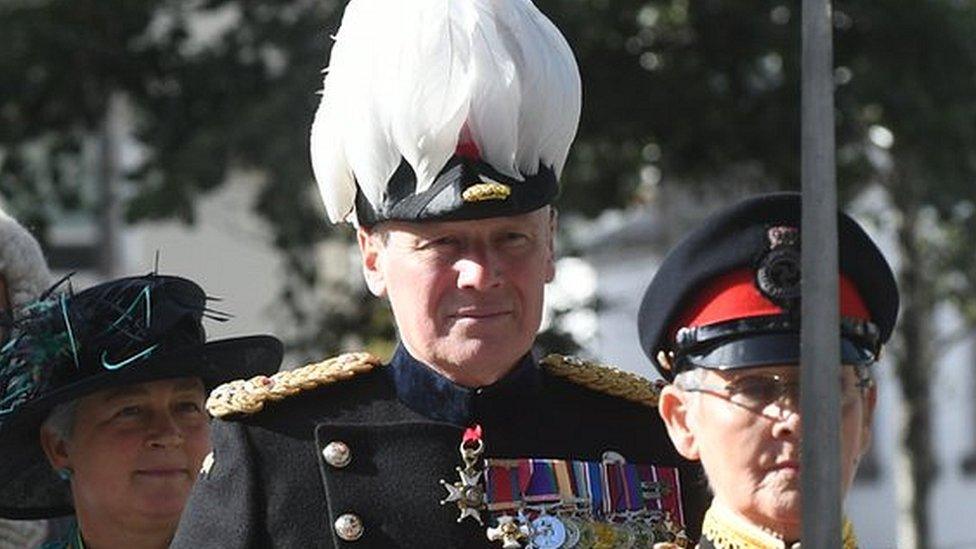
left=206, top=352, right=383, bottom=419
left=540, top=354, right=661, bottom=408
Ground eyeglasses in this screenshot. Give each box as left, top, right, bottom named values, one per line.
left=677, top=365, right=872, bottom=410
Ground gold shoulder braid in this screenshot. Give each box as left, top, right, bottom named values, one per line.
left=206, top=352, right=382, bottom=418
left=540, top=354, right=661, bottom=408
left=700, top=505, right=858, bottom=549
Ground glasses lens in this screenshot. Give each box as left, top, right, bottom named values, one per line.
left=729, top=375, right=782, bottom=406
left=715, top=367, right=866, bottom=409
left=728, top=374, right=793, bottom=407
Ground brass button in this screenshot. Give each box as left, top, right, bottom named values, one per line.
left=334, top=513, right=364, bottom=541
left=322, top=441, right=352, bottom=468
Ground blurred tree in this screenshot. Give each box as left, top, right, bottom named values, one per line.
left=0, top=0, right=394, bottom=356
left=834, top=5, right=976, bottom=547
left=549, top=2, right=976, bottom=546
left=2, top=1, right=976, bottom=545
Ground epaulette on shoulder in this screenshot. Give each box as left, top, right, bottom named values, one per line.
left=206, top=352, right=383, bottom=419
left=540, top=354, right=662, bottom=408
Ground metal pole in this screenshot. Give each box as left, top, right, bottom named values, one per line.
left=801, top=0, right=841, bottom=546
left=98, top=91, right=125, bottom=279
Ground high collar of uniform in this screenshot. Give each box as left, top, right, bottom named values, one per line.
left=388, top=344, right=542, bottom=426
left=700, top=504, right=858, bottom=549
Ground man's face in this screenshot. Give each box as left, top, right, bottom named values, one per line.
left=661, top=364, right=875, bottom=539
left=42, top=377, right=211, bottom=528
left=358, top=208, right=555, bottom=384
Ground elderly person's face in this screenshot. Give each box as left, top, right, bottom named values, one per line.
left=40, top=377, right=210, bottom=528
left=357, top=208, right=555, bottom=385
left=659, top=364, right=876, bottom=539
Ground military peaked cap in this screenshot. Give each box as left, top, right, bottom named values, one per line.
left=638, top=192, right=899, bottom=380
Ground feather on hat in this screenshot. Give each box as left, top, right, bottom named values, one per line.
left=0, top=206, right=52, bottom=312
left=310, top=0, right=581, bottom=225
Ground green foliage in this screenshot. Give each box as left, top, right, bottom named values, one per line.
left=544, top=0, right=801, bottom=214
left=3, top=0, right=976, bottom=354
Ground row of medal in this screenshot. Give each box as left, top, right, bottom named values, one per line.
left=487, top=502, right=689, bottom=549
left=438, top=430, right=689, bottom=548
left=481, top=456, right=689, bottom=548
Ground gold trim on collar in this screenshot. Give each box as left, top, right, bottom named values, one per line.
left=701, top=505, right=858, bottom=549
left=462, top=181, right=511, bottom=202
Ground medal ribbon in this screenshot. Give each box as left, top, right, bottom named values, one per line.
left=524, top=459, right=560, bottom=503
left=484, top=458, right=684, bottom=527
left=485, top=460, right=522, bottom=512
left=553, top=460, right=575, bottom=502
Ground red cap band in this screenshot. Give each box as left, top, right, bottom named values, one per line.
left=671, top=268, right=871, bottom=335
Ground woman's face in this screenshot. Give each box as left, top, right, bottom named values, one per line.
left=41, top=377, right=211, bottom=529
left=660, top=364, right=876, bottom=540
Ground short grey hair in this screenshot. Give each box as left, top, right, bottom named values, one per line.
left=672, top=368, right=708, bottom=390
left=41, top=399, right=78, bottom=443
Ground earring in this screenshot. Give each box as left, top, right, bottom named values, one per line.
left=56, top=468, right=73, bottom=481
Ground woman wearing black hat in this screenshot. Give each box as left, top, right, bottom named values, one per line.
left=0, top=274, right=283, bottom=548
left=639, top=193, right=898, bottom=548
left=0, top=204, right=55, bottom=547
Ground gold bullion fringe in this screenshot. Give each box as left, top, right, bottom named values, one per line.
left=540, top=354, right=661, bottom=408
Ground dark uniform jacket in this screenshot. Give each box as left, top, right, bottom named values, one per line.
left=172, top=346, right=707, bottom=548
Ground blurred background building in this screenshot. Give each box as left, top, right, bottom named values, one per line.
left=580, top=189, right=976, bottom=548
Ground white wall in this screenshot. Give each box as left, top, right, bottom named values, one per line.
left=123, top=173, right=285, bottom=343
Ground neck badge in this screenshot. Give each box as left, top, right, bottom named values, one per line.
left=440, top=425, right=488, bottom=525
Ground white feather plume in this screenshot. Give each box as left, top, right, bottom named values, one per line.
left=310, top=0, right=582, bottom=224
left=0, top=205, right=53, bottom=312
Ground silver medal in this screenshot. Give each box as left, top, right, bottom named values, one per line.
left=529, top=515, right=567, bottom=549
left=560, top=517, right=583, bottom=548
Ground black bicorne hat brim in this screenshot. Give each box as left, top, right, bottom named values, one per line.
left=0, top=334, right=282, bottom=519
left=675, top=332, right=877, bottom=372
left=355, top=156, right=558, bottom=226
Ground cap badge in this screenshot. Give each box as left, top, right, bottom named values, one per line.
left=462, top=176, right=512, bottom=203
left=756, top=226, right=801, bottom=307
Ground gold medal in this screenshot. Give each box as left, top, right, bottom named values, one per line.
left=486, top=515, right=530, bottom=548
left=591, top=522, right=617, bottom=549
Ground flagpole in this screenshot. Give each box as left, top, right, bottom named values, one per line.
left=801, top=0, right=841, bottom=546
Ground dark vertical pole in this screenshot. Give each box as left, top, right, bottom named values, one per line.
left=801, top=0, right=841, bottom=547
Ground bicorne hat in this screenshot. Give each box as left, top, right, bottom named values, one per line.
left=638, top=193, right=899, bottom=380
left=310, top=0, right=581, bottom=226
left=0, top=274, right=283, bottom=519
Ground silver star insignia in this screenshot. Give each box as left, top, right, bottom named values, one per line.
left=439, top=466, right=485, bottom=525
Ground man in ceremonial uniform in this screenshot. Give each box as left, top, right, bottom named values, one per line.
left=172, top=0, right=706, bottom=547
left=640, top=193, right=897, bottom=548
